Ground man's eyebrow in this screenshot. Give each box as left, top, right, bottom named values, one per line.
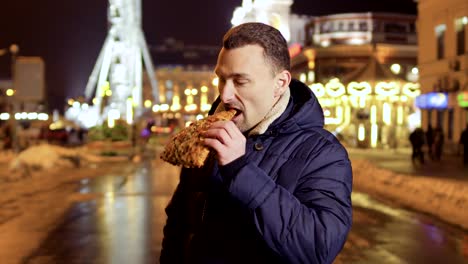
left=214, top=70, right=250, bottom=79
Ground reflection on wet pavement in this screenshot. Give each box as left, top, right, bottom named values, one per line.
left=342, top=193, right=468, bottom=264
left=24, top=160, right=179, bottom=264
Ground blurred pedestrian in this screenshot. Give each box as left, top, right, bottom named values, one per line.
left=459, top=125, right=468, bottom=166
left=433, top=126, right=444, bottom=161
left=3, top=124, right=12, bottom=150
left=426, top=124, right=434, bottom=160
left=409, top=127, right=425, bottom=164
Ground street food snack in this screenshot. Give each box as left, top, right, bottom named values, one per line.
left=160, top=109, right=237, bottom=168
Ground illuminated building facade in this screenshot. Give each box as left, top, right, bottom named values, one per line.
left=291, top=13, right=419, bottom=148
left=0, top=56, right=46, bottom=115
left=143, top=66, right=219, bottom=127
left=417, top=0, right=468, bottom=151
left=231, top=0, right=294, bottom=42
left=139, top=40, right=220, bottom=127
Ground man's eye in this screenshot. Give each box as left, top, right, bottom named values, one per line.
left=235, top=80, right=248, bottom=86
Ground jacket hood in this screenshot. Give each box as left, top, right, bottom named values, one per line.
left=209, top=79, right=324, bottom=135
left=272, top=79, right=324, bottom=134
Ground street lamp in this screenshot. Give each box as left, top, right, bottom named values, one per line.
left=8, top=44, right=20, bottom=152
left=9, top=44, right=19, bottom=59
left=6, top=89, right=15, bottom=97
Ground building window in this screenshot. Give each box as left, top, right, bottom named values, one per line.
left=409, top=23, right=416, bottom=33
left=455, top=17, right=467, bottom=55
left=306, top=24, right=315, bottom=45
left=435, top=24, right=446, bottom=59
left=337, top=22, right=344, bottom=32
left=320, top=22, right=332, bottom=33
left=384, top=23, right=407, bottom=33
left=359, top=21, right=368, bottom=31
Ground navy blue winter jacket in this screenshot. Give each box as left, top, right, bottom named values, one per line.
left=160, top=79, right=353, bottom=264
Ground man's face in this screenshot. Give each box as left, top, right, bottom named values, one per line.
left=214, top=45, right=279, bottom=132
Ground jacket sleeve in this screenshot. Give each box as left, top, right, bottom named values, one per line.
left=219, top=143, right=353, bottom=264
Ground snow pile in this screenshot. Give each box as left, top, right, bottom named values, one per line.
left=8, top=144, right=79, bottom=178
left=6, top=144, right=130, bottom=180
left=351, top=158, right=468, bottom=230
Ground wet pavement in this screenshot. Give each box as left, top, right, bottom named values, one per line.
left=337, top=193, right=468, bottom=264
left=21, top=158, right=180, bottom=264
left=15, top=153, right=468, bottom=264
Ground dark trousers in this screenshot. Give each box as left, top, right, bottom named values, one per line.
left=427, top=143, right=433, bottom=160
left=412, top=146, right=425, bottom=164
left=434, top=144, right=443, bottom=161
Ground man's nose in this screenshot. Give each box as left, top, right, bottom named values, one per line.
left=220, top=82, right=235, bottom=103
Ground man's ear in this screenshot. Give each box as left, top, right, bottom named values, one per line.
left=274, top=70, right=291, bottom=97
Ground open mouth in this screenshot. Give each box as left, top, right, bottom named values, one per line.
left=227, top=107, right=242, bottom=119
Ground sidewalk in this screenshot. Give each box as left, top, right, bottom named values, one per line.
left=349, top=147, right=468, bottom=230
left=347, top=147, right=468, bottom=181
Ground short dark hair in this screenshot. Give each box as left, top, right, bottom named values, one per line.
left=222, top=22, right=290, bottom=74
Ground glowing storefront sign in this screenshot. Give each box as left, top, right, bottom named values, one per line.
left=371, top=124, right=378, bottom=148
left=325, top=78, right=346, bottom=97
left=370, top=105, right=377, bottom=124
left=358, top=124, right=365, bottom=141
left=458, top=92, right=468, bottom=108
left=397, top=106, right=404, bottom=125
left=402, top=83, right=421, bottom=98
left=349, top=95, right=359, bottom=108
left=382, top=103, right=392, bottom=125
left=359, top=97, right=366, bottom=108
left=415, top=92, right=448, bottom=109
left=309, top=83, right=325, bottom=97
left=324, top=106, right=344, bottom=125
left=347, top=82, right=372, bottom=96
left=375, top=82, right=400, bottom=96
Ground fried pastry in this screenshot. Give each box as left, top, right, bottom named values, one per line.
left=160, top=109, right=237, bottom=168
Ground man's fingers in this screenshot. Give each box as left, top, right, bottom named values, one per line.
left=203, top=137, right=227, bottom=152
left=203, top=127, right=230, bottom=144
left=209, top=121, right=240, bottom=139
left=202, top=120, right=246, bottom=166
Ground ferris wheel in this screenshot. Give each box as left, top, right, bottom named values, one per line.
left=84, top=0, right=158, bottom=125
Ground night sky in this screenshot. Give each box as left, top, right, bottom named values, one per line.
left=0, top=0, right=416, bottom=111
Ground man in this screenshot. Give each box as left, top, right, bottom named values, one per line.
left=160, top=22, right=353, bottom=264
left=433, top=126, right=444, bottom=161
left=409, top=127, right=425, bottom=164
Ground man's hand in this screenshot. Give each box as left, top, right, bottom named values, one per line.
left=202, top=121, right=246, bottom=166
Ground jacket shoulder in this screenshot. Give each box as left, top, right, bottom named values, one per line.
left=290, top=128, right=349, bottom=162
